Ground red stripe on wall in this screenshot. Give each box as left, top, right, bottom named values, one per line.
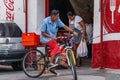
left=45, top=0, right=49, bottom=17
left=92, top=43, right=101, bottom=68
left=25, top=0, right=28, bottom=33
left=92, top=41, right=120, bottom=69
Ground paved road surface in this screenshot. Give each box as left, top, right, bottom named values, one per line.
left=0, top=65, right=120, bottom=80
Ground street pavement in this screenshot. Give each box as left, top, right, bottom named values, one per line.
left=0, top=65, right=120, bottom=80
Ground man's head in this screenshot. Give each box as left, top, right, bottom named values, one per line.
left=50, top=9, right=59, bottom=22
left=67, top=11, right=75, bottom=20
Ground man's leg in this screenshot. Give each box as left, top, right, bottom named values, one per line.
left=46, top=40, right=60, bottom=75
left=46, top=40, right=60, bottom=68
left=50, top=55, right=56, bottom=64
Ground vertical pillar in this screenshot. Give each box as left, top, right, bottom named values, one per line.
left=100, top=0, right=104, bottom=69
left=45, top=0, right=49, bottom=17
left=25, top=0, right=28, bottom=33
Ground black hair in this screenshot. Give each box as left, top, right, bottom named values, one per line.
left=50, top=9, right=59, bottom=16
left=67, top=11, right=75, bottom=16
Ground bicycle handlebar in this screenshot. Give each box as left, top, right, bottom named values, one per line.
left=56, top=34, right=73, bottom=44
left=57, top=34, right=73, bottom=39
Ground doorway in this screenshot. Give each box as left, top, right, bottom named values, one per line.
left=48, top=0, right=94, bottom=67
left=49, top=0, right=74, bottom=26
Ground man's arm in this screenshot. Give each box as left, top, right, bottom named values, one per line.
left=63, top=25, right=78, bottom=36
left=42, top=32, right=56, bottom=40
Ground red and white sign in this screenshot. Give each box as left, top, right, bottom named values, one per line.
left=92, top=0, right=120, bottom=69
left=0, top=0, right=45, bottom=33
left=4, top=0, right=14, bottom=21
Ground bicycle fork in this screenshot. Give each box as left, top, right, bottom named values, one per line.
left=66, top=50, right=76, bottom=66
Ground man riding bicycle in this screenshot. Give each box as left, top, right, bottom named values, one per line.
left=40, top=9, right=78, bottom=75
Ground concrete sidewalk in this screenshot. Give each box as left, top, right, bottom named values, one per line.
left=0, top=65, right=120, bottom=80
left=48, top=75, right=105, bottom=80
left=42, top=67, right=120, bottom=80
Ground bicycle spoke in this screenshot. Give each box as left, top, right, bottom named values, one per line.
left=22, top=50, right=46, bottom=78
left=67, top=49, right=77, bottom=80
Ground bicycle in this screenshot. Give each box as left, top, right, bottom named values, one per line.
left=22, top=33, right=77, bottom=80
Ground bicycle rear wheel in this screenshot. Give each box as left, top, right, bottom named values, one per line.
left=67, top=49, right=77, bottom=80
left=22, top=49, right=46, bottom=78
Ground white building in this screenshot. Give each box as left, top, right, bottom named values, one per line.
left=1, top=0, right=120, bottom=69
left=0, top=0, right=45, bottom=34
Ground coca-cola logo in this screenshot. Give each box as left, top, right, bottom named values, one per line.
left=4, top=0, right=14, bottom=21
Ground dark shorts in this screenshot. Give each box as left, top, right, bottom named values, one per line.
left=73, top=28, right=82, bottom=44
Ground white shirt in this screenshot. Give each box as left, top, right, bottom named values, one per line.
left=69, top=15, right=83, bottom=30
left=86, top=23, right=93, bottom=44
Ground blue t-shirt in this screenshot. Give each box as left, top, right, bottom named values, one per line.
left=40, top=16, right=65, bottom=43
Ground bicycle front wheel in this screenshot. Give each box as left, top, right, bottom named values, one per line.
left=67, top=49, right=77, bottom=80
left=22, top=49, right=46, bottom=78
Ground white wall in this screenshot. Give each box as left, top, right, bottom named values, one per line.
left=0, top=0, right=6, bottom=21
left=36, top=0, right=45, bottom=34
left=0, top=0, right=45, bottom=33
left=28, top=0, right=45, bottom=33
left=0, top=0, right=25, bottom=32
left=27, top=0, right=45, bottom=33
left=93, top=0, right=101, bottom=44
left=14, top=0, right=25, bottom=32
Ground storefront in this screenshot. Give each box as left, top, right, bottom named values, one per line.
left=93, top=0, right=120, bottom=69
left=1, top=0, right=120, bottom=69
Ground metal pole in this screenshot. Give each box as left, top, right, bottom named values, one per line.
left=45, top=0, right=49, bottom=17
left=25, top=0, right=28, bottom=33
left=100, top=0, right=104, bottom=69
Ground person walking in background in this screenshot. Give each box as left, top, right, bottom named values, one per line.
left=40, top=9, right=78, bottom=75
left=86, top=23, right=93, bottom=58
left=67, top=11, right=86, bottom=67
